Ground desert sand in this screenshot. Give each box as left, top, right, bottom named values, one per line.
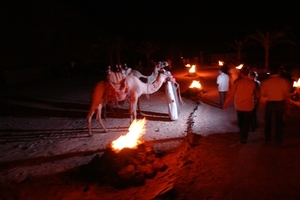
left=1, top=65, right=300, bottom=200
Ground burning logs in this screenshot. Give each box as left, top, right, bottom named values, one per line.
left=82, top=141, right=167, bottom=188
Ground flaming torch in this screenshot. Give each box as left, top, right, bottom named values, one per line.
left=293, top=78, right=300, bottom=88
left=111, top=118, right=146, bottom=153
left=189, top=80, right=201, bottom=89
left=186, top=80, right=202, bottom=98
left=189, top=65, right=196, bottom=73
left=293, top=78, right=300, bottom=94
left=218, top=61, right=224, bottom=66
left=185, top=64, right=196, bottom=76
left=236, top=64, right=243, bottom=69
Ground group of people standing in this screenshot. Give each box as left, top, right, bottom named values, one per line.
left=217, top=63, right=291, bottom=145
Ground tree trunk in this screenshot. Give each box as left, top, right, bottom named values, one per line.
left=146, top=53, right=151, bottom=68
left=265, top=48, right=269, bottom=70
left=116, top=52, right=121, bottom=65
left=237, top=51, right=241, bottom=63
left=108, top=49, right=114, bottom=67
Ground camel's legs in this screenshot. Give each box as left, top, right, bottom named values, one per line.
left=103, top=100, right=107, bottom=119
left=130, top=92, right=139, bottom=123
left=87, top=104, right=108, bottom=136
left=96, top=104, right=108, bottom=133
left=87, top=108, right=96, bottom=136
left=104, top=100, right=116, bottom=118
left=137, top=98, right=142, bottom=116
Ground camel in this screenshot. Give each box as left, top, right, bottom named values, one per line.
left=105, top=62, right=167, bottom=117
left=111, top=68, right=171, bottom=123
left=86, top=66, right=130, bottom=136
left=86, top=79, right=128, bottom=136
left=103, top=64, right=133, bottom=116
left=131, top=61, right=168, bottom=84
left=130, top=61, right=169, bottom=113
left=86, top=68, right=171, bottom=136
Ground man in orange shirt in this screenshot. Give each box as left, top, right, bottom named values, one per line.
left=223, top=67, right=256, bottom=144
left=261, top=64, right=291, bottom=145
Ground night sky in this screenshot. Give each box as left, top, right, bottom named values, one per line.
left=62, top=0, right=299, bottom=47
left=1, top=0, right=299, bottom=66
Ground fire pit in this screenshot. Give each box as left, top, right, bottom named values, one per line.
left=82, top=118, right=167, bottom=188
left=236, top=63, right=243, bottom=69
left=185, top=80, right=203, bottom=100
left=292, top=78, right=300, bottom=101
left=185, top=64, right=197, bottom=77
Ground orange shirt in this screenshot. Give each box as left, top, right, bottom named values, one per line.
left=261, top=75, right=290, bottom=101
left=230, top=77, right=256, bottom=111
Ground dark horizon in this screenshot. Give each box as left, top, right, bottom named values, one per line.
left=1, top=0, right=299, bottom=68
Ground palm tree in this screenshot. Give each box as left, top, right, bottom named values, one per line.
left=245, top=29, right=296, bottom=69
left=92, top=37, right=114, bottom=67
left=113, top=36, right=130, bottom=66
left=226, top=39, right=244, bottom=64
left=137, top=41, right=159, bottom=68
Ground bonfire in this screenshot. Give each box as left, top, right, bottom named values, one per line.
left=236, top=64, right=243, bottom=69
left=292, top=78, right=300, bottom=101
left=111, top=118, right=146, bottom=152
left=186, top=64, right=197, bottom=77
left=84, top=118, right=167, bottom=188
left=189, top=80, right=201, bottom=89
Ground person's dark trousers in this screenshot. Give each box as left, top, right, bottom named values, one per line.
left=251, top=104, right=258, bottom=131
left=219, top=91, right=227, bottom=108
left=237, top=110, right=253, bottom=143
left=265, top=100, right=285, bottom=144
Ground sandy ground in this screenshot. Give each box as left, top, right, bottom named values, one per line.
left=1, top=66, right=300, bottom=200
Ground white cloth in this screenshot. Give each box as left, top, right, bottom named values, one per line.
left=217, top=72, right=229, bottom=92
left=165, top=81, right=178, bottom=120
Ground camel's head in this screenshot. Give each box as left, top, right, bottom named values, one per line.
left=158, top=61, right=169, bottom=69
left=158, top=68, right=172, bottom=80
left=122, top=67, right=132, bottom=76
left=154, top=61, right=169, bottom=73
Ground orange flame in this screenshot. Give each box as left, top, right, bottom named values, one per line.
left=189, top=65, right=196, bottom=73
left=293, top=78, right=300, bottom=88
left=236, top=64, right=243, bottom=69
left=189, top=80, right=201, bottom=89
left=111, top=118, right=146, bottom=152
left=218, top=61, right=224, bottom=66
left=185, top=64, right=191, bottom=68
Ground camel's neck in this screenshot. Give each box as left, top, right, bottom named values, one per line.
left=144, top=73, right=166, bottom=94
